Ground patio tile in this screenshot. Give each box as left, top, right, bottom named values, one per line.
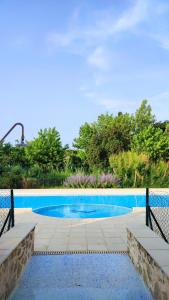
left=148, top=250, right=169, bottom=267
left=34, top=244, right=48, bottom=251
left=137, top=237, right=169, bottom=250
left=68, top=244, right=88, bottom=251
left=102, top=231, right=124, bottom=237
left=14, top=204, right=147, bottom=255
left=69, top=238, right=87, bottom=245
left=106, top=243, right=127, bottom=251
left=87, top=237, right=104, bottom=244
left=87, top=244, right=107, bottom=251
left=104, top=237, right=124, bottom=244
left=47, top=245, right=68, bottom=251
left=51, top=236, right=70, bottom=243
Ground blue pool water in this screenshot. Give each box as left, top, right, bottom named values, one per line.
left=34, top=204, right=132, bottom=218
left=14, top=194, right=146, bottom=218
left=14, top=194, right=146, bottom=208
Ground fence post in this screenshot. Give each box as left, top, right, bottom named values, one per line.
left=146, top=187, right=149, bottom=226
left=11, top=189, right=15, bottom=227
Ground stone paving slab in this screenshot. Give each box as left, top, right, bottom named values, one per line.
left=15, top=208, right=145, bottom=252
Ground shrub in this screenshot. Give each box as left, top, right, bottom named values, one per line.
left=63, top=174, right=120, bottom=188
left=98, top=174, right=120, bottom=188
left=109, top=151, right=149, bottom=187
left=64, top=175, right=97, bottom=188
left=109, top=151, right=169, bottom=187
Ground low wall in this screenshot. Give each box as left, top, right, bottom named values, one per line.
left=127, top=225, right=169, bottom=300
left=0, top=223, right=36, bottom=300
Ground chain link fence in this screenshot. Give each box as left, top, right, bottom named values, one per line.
left=0, top=189, right=14, bottom=237
left=146, top=188, right=169, bottom=243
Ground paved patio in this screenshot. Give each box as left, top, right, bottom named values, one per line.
left=13, top=189, right=150, bottom=252
left=15, top=208, right=145, bottom=252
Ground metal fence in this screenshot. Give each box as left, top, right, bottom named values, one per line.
left=146, top=188, right=169, bottom=243
left=0, top=189, right=14, bottom=237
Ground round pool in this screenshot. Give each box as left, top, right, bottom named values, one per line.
left=33, top=204, right=132, bottom=218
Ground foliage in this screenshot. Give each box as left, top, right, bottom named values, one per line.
left=26, top=128, right=64, bottom=171
left=134, top=99, right=155, bottom=133
left=64, top=175, right=97, bottom=188
left=109, top=151, right=169, bottom=187
left=73, top=122, right=94, bottom=150
left=74, top=112, right=134, bottom=170
left=132, top=125, right=169, bottom=161
left=0, top=100, right=169, bottom=188
left=109, top=151, right=149, bottom=187
left=63, top=174, right=120, bottom=188
left=64, top=149, right=83, bottom=171
left=154, top=120, right=169, bottom=132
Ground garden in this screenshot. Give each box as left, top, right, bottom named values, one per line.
left=0, top=100, right=169, bottom=188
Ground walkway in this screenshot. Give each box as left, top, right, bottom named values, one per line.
left=15, top=208, right=145, bottom=252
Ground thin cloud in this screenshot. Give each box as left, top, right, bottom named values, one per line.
left=149, top=91, right=169, bottom=102
left=113, top=0, right=148, bottom=32
left=46, top=0, right=149, bottom=49
left=87, top=47, right=109, bottom=70
left=83, top=89, right=136, bottom=112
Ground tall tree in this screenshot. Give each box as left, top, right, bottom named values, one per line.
left=74, top=112, right=134, bottom=170
left=134, top=100, right=155, bottom=133
left=26, top=128, right=64, bottom=170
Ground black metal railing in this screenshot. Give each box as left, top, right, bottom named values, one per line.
left=0, top=189, right=14, bottom=237
left=146, top=188, right=169, bottom=243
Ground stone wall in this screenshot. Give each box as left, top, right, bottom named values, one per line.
left=0, top=223, right=36, bottom=300
left=127, top=226, right=169, bottom=300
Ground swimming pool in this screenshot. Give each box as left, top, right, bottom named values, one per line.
left=14, top=194, right=145, bottom=218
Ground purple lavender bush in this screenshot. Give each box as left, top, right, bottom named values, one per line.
left=63, top=174, right=120, bottom=188
left=63, top=175, right=97, bottom=188
left=98, top=174, right=120, bottom=188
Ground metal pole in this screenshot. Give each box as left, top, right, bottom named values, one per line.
left=11, top=189, right=15, bottom=227
left=146, top=187, right=149, bottom=226
left=0, top=123, right=25, bottom=144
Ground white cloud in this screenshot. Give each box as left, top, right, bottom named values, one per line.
left=82, top=88, right=169, bottom=114
left=82, top=88, right=136, bottom=112
left=47, top=0, right=169, bottom=55
left=87, top=47, right=109, bottom=70
left=47, top=0, right=149, bottom=50
left=94, top=97, right=137, bottom=111
left=114, top=0, right=148, bottom=33
left=155, top=36, right=169, bottom=50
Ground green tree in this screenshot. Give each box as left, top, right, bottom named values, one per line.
left=73, top=122, right=94, bottom=150
left=154, top=121, right=169, bottom=132
left=132, top=125, right=169, bottom=161
left=0, top=143, right=13, bottom=173
left=74, top=112, right=134, bottom=170
left=134, top=100, right=155, bottom=133
left=26, top=128, right=64, bottom=170
left=64, top=149, right=83, bottom=171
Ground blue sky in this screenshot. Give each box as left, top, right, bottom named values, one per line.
left=0, top=0, right=169, bottom=146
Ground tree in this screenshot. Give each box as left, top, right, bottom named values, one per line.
left=73, top=122, right=94, bottom=150
left=26, top=128, right=64, bottom=170
left=64, top=149, right=83, bottom=171
left=154, top=121, right=169, bottom=132
left=74, top=112, right=134, bottom=170
left=134, top=100, right=155, bottom=133
left=132, top=125, right=169, bottom=161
